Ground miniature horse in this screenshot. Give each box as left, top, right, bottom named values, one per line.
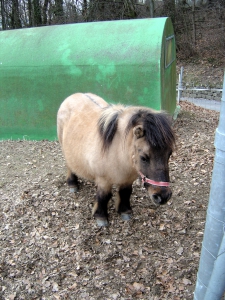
left=57, top=93, right=175, bottom=226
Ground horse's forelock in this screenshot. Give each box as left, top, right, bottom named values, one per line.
left=125, top=110, right=144, bottom=136
left=126, top=109, right=175, bottom=150
left=144, top=112, right=175, bottom=150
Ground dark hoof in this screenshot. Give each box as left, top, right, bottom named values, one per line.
left=121, top=213, right=132, bottom=221
left=70, top=187, right=78, bottom=193
left=96, top=218, right=109, bottom=227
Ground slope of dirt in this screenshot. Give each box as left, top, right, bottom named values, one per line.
left=176, top=60, right=225, bottom=88
left=0, top=102, right=219, bottom=299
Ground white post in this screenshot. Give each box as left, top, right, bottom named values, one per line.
left=204, top=226, right=225, bottom=299
left=194, top=73, right=225, bottom=300
left=177, top=66, right=183, bottom=103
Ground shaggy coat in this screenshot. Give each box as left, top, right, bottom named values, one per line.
left=57, top=93, right=175, bottom=226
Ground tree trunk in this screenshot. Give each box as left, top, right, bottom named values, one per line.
left=149, top=0, right=154, bottom=18
left=192, top=0, right=196, bottom=46
left=11, top=0, right=22, bottom=28
left=0, top=0, right=6, bottom=29
left=54, top=0, right=64, bottom=24
left=82, top=0, right=88, bottom=21
left=43, top=0, right=49, bottom=25
left=33, top=0, right=42, bottom=26
left=146, top=0, right=155, bottom=18
left=163, top=0, right=175, bottom=24
left=27, top=0, right=33, bottom=26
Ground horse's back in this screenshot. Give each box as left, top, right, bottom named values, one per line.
left=57, top=93, right=108, bottom=144
left=84, top=93, right=108, bottom=108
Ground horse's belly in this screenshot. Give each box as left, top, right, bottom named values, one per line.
left=63, top=139, right=136, bottom=186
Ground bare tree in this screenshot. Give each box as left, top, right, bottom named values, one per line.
left=42, top=0, right=50, bottom=24
left=0, top=0, right=6, bottom=29
left=11, top=0, right=22, bottom=28
left=53, top=0, right=64, bottom=23
left=162, top=0, right=175, bottom=23
left=148, top=0, right=155, bottom=18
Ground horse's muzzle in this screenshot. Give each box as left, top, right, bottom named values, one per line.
left=149, top=187, right=172, bottom=206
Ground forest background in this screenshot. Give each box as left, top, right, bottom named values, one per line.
left=0, top=0, right=225, bottom=85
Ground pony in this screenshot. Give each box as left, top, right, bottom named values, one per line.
left=57, top=93, right=175, bottom=226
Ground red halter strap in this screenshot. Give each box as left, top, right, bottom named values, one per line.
left=139, top=171, right=170, bottom=187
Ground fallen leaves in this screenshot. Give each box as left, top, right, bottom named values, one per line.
left=68, top=282, right=77, bottom=290
left=0, top=103, right=219, bottom=299
left=183, top=278, right=192, bottom=285
left=52, top=282, right=59, bottom=292
left=176, top=247, right=184, bottom=255
left=126, top=282, right=146, bottom=296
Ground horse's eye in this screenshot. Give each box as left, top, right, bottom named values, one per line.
left=141, top=156, right=149, bottom=163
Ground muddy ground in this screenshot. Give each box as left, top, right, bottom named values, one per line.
left=0, top=101, right=220, bottom=300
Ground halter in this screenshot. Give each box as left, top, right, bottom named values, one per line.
left=139, top=171, right=170, bottom=187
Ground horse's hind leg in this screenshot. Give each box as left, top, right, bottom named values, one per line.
left=67, top=168, right=79, bottom=193
left=92, top=185, right=112, bottom=227
left=116, top=185, right=133, bottom=220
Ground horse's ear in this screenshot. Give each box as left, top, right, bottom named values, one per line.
left=133, top=125, right=145, bottom=139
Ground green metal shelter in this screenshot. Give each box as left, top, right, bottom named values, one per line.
left=0, top=18, right=176, bottom=140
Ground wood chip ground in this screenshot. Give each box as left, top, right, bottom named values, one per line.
left=0, top=101, right=219, bottom=299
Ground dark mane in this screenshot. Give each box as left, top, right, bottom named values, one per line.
left=126, top=109, right=175, bottom=150
left=98, top=105, right=124, bottom=151
left=98, top=106, right=175, bottom=152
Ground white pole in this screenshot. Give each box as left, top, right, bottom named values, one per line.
left=177, top=66, right=183, bottom=103
left=204, top=226, right=225, bottom=299
left=194, top=72, right=225, bottom=300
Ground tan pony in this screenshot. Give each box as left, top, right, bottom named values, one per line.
left=57, top=93, right=175, bottom=226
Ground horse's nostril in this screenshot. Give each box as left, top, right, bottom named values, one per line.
left=152, top=190, right=172, bottom=205
left=152, top=194, right=162, bottom=205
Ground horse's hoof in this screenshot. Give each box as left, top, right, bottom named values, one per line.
left=96, top=219, right=109, bottom=227
left=70, top=187, right=78, bottom=193
left=121, top=213, right=132, bottom=221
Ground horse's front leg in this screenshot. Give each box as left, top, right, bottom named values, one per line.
left=92, top=185, right=112, bottom=227
left=116, top=185, right=133, bottom=220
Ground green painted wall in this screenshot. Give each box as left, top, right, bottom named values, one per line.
left=0, top=18, right=176, bottom=140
